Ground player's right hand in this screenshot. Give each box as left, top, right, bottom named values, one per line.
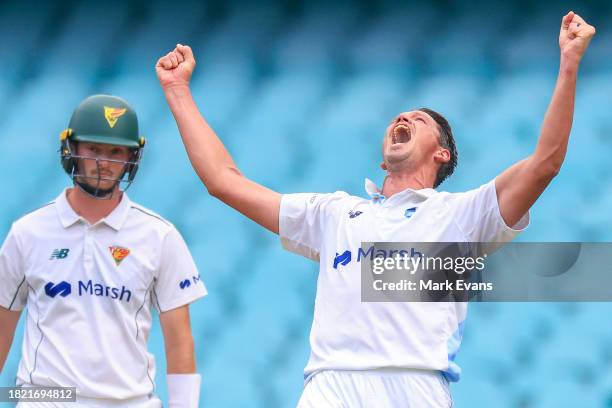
left=156, top=44, right=196, bottom=90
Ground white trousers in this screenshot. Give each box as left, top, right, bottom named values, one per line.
left=297, top=369, right=453, bottom=408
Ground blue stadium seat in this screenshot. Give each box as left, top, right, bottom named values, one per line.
left=3, top=3, right=612, bottom=407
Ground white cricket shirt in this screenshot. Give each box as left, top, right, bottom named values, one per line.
left=0, top=189, right=207, bottom=400
left=280, top=178, right=529, bottom=382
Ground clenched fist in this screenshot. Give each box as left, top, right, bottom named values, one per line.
left=559, top=11, right=596, bottom=65
left=156, top=44, right=196, bottom=89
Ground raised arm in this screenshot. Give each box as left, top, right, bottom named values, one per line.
left=496, top=12, right=596, bottom=226
left=156, top=45, right=281, bottom=234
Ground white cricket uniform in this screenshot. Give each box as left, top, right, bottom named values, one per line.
left=0, top=189, right=207, bottom=407
left=280, top=178, right=529, bottom=407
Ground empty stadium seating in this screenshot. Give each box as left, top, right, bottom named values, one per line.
left=1, top=1, right=611, bottom=407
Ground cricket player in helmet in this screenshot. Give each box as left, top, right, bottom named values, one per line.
left=0, top=94, right=207, bottom=407
left=60, top=94, right=145, bottom=199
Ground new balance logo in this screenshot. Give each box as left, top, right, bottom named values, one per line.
left=50, top=248, right=70, bottom=260
left=179, top=279, right=191, bottom=289
left=349, top=210, right=363, bottom=219
left=333, top=250, right=352, bottom=269
left=45, top=281, right=72, bottom=298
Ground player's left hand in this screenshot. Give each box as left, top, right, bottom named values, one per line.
left=559, top=11, right=596, bottom=65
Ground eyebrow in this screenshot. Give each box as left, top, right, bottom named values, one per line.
left=413, top=111, right=435, bottom=126
left=389, top=111, right=432, bottom=125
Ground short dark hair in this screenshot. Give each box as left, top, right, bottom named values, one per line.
left=418, top=107, right=458, bottom=188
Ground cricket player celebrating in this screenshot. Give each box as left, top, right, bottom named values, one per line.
left=156, top=11, right=594, bottom=407
left=0, top=95, right=206, bottom=407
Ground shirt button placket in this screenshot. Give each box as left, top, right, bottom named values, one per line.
left=84, top=226, right=93, bottom=271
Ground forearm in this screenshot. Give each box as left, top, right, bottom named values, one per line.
left=0, top=336, right=11, bottom=373
left=163, top=84, right=241, bottom=195
left=0, top=307, right=20, bottom=374
left=532, top=58, right=579, bottom=175
left=165, top=334, right=200, bottom=407
left=165, top=336, right=196, bottom=374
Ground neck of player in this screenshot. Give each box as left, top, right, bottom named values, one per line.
left=381, top=168, right=434, bottom=197
left=66, top=186, right=123, bottom=224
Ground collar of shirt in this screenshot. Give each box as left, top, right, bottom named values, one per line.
left=364, top=178, right=438, bottom=205
left=55, top=188, right=132, bottom=231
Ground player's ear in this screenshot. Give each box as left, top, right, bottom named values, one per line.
left=380, top=161, right=388, bottom=171
left=434, top=148, right=450, bottom=164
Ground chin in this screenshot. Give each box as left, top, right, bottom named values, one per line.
left=100, top=183, right=118, bottom=191
left=385, top=151, right=410, bottom=164
left=84, top=181, right=116, bottom=191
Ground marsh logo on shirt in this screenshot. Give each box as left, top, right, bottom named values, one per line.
left=179, top=274, right=201, bottom=290
left=332, top=246, right=423, bottom=269
left=348, top=210, right=363, bottom=219
left=78, top=280, right=132, bottom=302
left=44, top=281, right=72, bottom=298
left=44, top=280, right=132, bottom=302
left=333, top=250, right=352, bottom=269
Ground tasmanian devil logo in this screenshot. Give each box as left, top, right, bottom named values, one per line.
left=104, top=106, right=127, bottom=128
left=109, top=246, right=130, bottom=266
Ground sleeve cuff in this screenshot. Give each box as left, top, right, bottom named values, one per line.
left=156, top=285, right=207, bottom=313
left=279, top=194, right=320, bottom=261
left=491, top=179, right=530, bottom=237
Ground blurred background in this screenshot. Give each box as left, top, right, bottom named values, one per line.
left=0, top=0, right=611, bottom=406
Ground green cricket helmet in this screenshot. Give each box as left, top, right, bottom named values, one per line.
left=60, top=94, right=146, bottom=198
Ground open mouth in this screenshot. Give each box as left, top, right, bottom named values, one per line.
left=392, top=124, right=412, bottom=145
